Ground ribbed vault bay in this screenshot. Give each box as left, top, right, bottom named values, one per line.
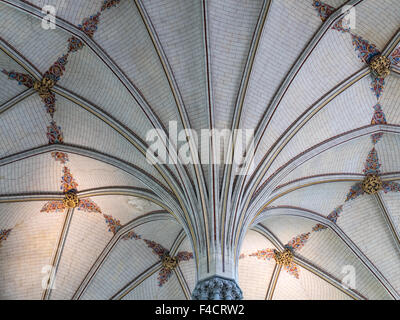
left=1, top=0, right=400, bottom=300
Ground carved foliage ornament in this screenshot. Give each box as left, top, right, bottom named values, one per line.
left=369, top=55, right=391, bottom=78
left=0, top=229, right=12, bottom=247
left=274, top=248, right=294, bottom=266
left=33, top=77, right=55, bottom=100
left=362, top=175, right=383, bottom=195
left=162, top=254, right=178, bottom=271
left=63, top=190, right=79, bottom=209
left=191, top=276, right=243, bottom=300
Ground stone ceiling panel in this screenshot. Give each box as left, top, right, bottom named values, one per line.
left=278, top=134, right=374, bottom=187
left=121, top=271, right=186, bottom=300
left=252, top=27, right=365, bottom=179
left=338, top=195, right=400, bottom=292
left=0, top=208, right=65, bottom=299
left=270, top=181, right=361, bottom=217
left=26, top=0, right=105, bottom=26
left=352, top=0, right=400, bottom=51
left=0, top=94, right=48, bottom=158
left=299, top=224, right=392, bottom=299
left=143, top=0, right=209, bottom=133
left=0, top=2, right=70, bottom=73
left=90, top=195, right=163, bottom=226
left=240, top=0, right=323, bottom=134
left=55, top=94, right=167, bottom=186
left=208, top=0, right=264, bottom=130
left=176, top=237, right=196, bottom=295
left=80, top=219, right=183, bottom=300
left=49, top=209, right=113, bottom=300
left=273, top=265, right=352, bottom=300
left=239, top=230, right=277, bottom=300
left=264, top=76, right=375, bottom=183
left=0, top=52, right=32, bottom=105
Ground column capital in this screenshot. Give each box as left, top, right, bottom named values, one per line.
left=191, top=276, right=243, bottom=300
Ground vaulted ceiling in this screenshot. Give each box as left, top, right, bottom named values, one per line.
left=0, top=0, right=399, bottom=300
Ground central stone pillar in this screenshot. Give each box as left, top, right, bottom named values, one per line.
left=191, top=245, right=243, bottom=300
left=191, top=276, right=243, bottom=300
